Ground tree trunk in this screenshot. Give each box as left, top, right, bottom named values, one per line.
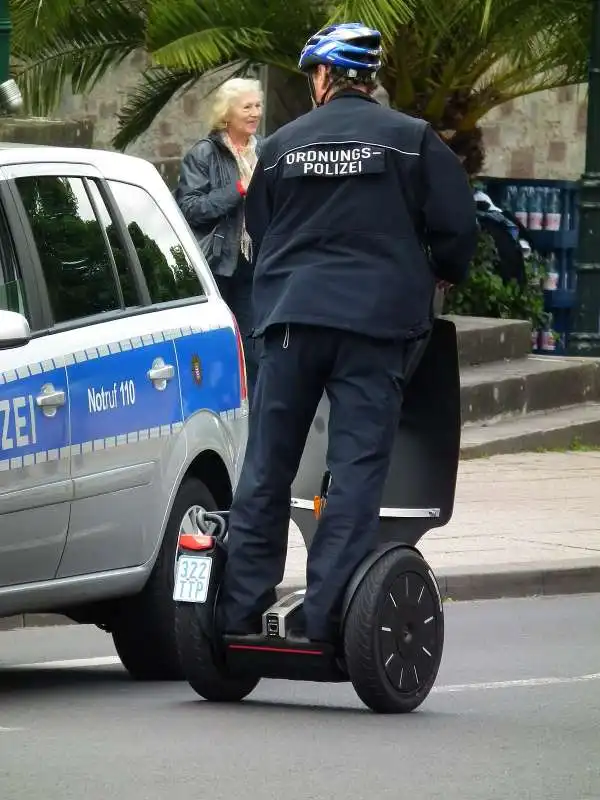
left=437, top=126, right=485, bottom=179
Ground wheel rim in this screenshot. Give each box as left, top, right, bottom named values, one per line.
left=378, top=570, right=440, bottom=694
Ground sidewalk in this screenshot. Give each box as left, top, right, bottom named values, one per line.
left=282, top=450, right=600, bottom=600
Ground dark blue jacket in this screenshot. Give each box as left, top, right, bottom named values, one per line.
left=174, top=131, right=264, bottom=277
left=245, top=90, right=478, bottom=339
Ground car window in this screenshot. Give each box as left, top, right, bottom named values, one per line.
left=106, top=180, right=205, bottom=304
left=0, top=204, right=28, bottom=319
left=85, top=180, right=139, bottom=308
left=14, top=175, right=122, bottom=325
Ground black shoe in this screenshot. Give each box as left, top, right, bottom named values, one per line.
left=223, top=615, right=263, bottom=637
left=285, top=625, right=308, bottom=641
left=225, top=625, right=263, bottom=637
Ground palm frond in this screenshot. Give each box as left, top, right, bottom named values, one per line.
left=152, top=28, right=270, bottom=72
left=10, top=0, right=88, bottom=52
left=12, top=0, right=147, bottom=115
left=327, top=0, right=416, bottom=43
left=148, top=0, right=322, bottom=73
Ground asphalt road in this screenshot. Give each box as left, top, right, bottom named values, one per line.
left=1, top=594, right=599, bottom=800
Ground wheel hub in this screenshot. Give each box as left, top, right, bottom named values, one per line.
left=399, top=623, right=414, bottom=648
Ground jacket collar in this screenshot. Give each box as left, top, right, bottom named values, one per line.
left=328, top=88, right=380, bottom=105
left=209, top=129, right=264, bottom=153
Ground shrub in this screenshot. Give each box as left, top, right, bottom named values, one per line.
left=443, top=231, right=546, bottom=329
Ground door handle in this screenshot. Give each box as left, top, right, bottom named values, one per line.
left=148, top=364, right=174, bottom=382
left=148, top=358, right=175, bottom=392
left=36, top=384, right=66, bottom=418
left=36, top=389, right=66, bottom=408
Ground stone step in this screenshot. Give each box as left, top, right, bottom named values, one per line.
left=448, top=315, right=532, bottom=367
left=460, top=355, right=600, bottom=423
left=460, top=403, right=600, bottom=458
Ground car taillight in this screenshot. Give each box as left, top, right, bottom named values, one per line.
left=233, top=317, right=248, bottom=403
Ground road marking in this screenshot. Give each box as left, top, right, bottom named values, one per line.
left=14, top=656, right=121, bottom=669
left=0, top=727, right=24, bottom=732
left=433, top=672, right=600, bottom=694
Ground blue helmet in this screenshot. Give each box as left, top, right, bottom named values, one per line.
left=298, top=22, right=382, bottom=77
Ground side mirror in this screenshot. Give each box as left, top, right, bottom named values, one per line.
left=0, top=309, right=31, bottom=349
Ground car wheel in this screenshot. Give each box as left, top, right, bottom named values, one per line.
left=111, top=476, right=218, bottom=681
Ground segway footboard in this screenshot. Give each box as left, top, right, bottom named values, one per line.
left=290, top=317, right=461, bottom=549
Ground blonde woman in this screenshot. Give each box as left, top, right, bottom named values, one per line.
left=175, top=77, right=264, bottom=402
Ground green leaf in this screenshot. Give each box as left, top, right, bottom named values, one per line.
left=12, top=0, right=147, bottom=116
left=327, top=0, right=417, bottom=43
left=152, top=28, right=269, bottom=72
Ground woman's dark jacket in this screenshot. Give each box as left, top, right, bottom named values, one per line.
left=174, top=130, right=264, bottom=277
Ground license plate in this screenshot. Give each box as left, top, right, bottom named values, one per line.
left=173, top=555, right=212, bottom=603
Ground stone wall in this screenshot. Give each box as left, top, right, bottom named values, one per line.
left=52, top=52, right=588, bottom=182
left=480, top=85, right=588, bottom=180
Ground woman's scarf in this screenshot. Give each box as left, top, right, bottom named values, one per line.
left=223, top=132, right=258, bottom=262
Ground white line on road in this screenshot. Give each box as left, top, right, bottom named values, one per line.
left=14, top=656, right=121, bottom=669
left=0, top=727, right=24, bottom=732
left=6, top=657, right=600, bottom=695
left=433, top=672, right=600, bottom=693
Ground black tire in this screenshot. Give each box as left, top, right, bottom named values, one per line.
left=344, top=547, right=444, bottom=714
left=112, top=477, right=216, bottom=681
left=175, top=599, right=260, bottom=703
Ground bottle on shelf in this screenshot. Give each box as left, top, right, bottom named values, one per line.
left=504, top=184, right=518, bottom=213
left=528, top=186, right=544, bottom=230
left=540, top=313, right=557, bottom=352
left=544, top=188, right=562, bottom=231
left=514, top=185, right=529, bottom=227
left=543, top=253, right=560, bottom=291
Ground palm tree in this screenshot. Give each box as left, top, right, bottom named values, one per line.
left=10, top=0, right=591, bottom=173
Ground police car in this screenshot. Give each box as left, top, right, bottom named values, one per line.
left=0, top=144, right=248, bottom=679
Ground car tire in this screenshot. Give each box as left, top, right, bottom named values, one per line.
left=111, top=476, right=218, bottom=681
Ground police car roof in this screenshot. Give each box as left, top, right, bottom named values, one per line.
left=0, top=143, right=159, bottom=183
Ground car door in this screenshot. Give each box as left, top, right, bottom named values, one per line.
left=0, top=180, right=72, bottom=588
left=5, top=164, right=185, bottom=577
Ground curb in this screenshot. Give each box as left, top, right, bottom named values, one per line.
left=1, top=559, right=599, bottom=632
left=436, top=558, right=600, bottom=601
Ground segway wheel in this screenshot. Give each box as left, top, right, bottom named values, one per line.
left=344, top=547, right=444, bottom=714
left=175, top=604, right=260, bottom=702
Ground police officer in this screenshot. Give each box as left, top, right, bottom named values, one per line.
left=219, top=22, right=478, bottom=641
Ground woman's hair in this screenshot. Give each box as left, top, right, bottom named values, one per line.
left=207, top=77, right=264, bottom=131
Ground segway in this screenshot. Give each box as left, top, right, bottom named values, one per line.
left=173, top=316, right=461, bottom=714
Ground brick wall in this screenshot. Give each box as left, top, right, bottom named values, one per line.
left=53, top=52, right=588, bottom=182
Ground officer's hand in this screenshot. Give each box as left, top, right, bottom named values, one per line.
left=436, top=280, right=453, bottom=291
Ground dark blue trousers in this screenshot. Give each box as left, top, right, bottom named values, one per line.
left=221, top=323, right=411, bottom=640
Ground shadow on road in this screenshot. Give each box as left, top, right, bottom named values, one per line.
left=0, top=666, right=134, bottom=696
left=171, top=695, right=453, bottom=720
